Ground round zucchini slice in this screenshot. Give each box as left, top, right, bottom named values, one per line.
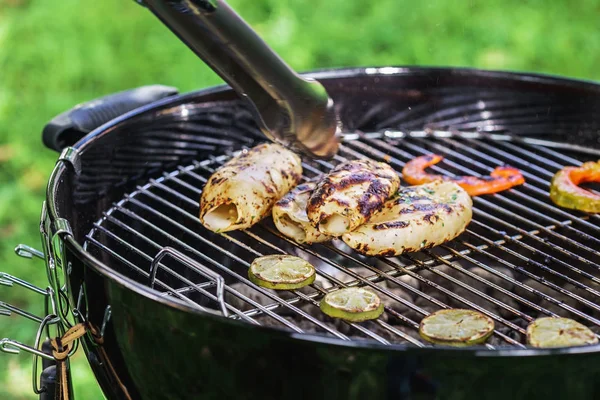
left=248, top=255, right=315, bottom=290
left=419, top=309, right=494, bottom=347
left=320, top=287, right=385, bottom=322
left=526, top=317, right=598, bottom=348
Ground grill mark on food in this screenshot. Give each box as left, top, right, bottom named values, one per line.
left=306, top=159, right=400, bottom=234
left=372, top=220, right=410, bottom=230
left=307, top=179, right=334, bottom=210
left=277, top=182, right=314, bottom=208
left=396, top=202, right=454, bottom=215
left=379, top=249, right=397, bottom=257
left=290, top=172, right=302, bottom=184
left=333, top=198, right=350, bottom=207
left=295, top=183, right=313, bottom=192
left=308, top=161, right=397, bottom=216
left=423, top=213, right=438, bottom=224
left=210, top=176, right=226, bottom=186
left=333, top=171, right=383, bottom=190
left=398, top=203, right=434, bottom=214
left=276, top=196, right=293, bottom=207
left=397, top=194, right=430, bottom=202
left=261, top=180, right=275, bottom=194
left=358, top=179, right=390, bottom=217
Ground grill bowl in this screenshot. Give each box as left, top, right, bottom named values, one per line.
left=46, top=67, right=600, bottom=400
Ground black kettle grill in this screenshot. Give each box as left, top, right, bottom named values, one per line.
left=2, top=1, right=600, bottom=399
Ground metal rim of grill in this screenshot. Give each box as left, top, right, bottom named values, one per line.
left=83, top=129, right=600, bottom=350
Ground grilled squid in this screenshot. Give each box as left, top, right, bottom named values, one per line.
left=342, top=181, right=472, bottom=257
left=272, top=182, right=332, bottom=244
left=199, top=143, right=302, bottom=233
left=307, top=159, right=400, bottom=236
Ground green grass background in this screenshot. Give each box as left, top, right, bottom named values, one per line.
left=1, top=0, right=600, bottom=398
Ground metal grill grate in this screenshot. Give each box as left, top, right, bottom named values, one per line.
left=84, top=131, right=600, bottom=349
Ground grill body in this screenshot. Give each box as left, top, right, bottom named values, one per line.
left=45, top=67, right=600, bottom=400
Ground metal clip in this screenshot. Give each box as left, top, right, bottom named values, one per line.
left=72, top=284, right=86, bottom=322
left=1, top=306, right=65, bottom=394
left=150, top=247, right=228, bottom=317
left=58, top=146, right=81, bottom=175
left=14, top=244, right=45, bottom=260
left=40, top=202, right=72, bottom=328
left=0, top=270, right=59, bottom=339
left=0, top=338, right=54, bottom=361
left=1, top=312, right=59, bottom=358
left=100, top=306, right=112, bottom=339
left=53, top=218, right=73, bottom=238
left=0, top=272, right=48, bottom=296
left=51, top=218, right=74, bottom=295
left=32, top=314, right=62, bottom=394
left=0, top=302, right=45, bottom=324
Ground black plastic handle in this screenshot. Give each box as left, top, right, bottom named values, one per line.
left=42, top=85, right=179, bottom=152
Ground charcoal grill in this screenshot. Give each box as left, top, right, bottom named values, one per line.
left=3, top=67, right=600, bottom=400
left=84, top=124, right=600, bottom=348
left=3, top=2, right=600, bottom=399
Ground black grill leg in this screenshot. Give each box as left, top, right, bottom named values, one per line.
left=39, top=365, right=57, bottom=400
left=41, top=339, right=56, bottom=370
left=39, top=338, right=59, bottom=400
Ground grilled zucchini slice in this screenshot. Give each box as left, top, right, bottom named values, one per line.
left=249, top=255, right=316, bottom=290
left=320, top=287, right=385, bottom=322
left=526, top=317, right=598, bottom=348
left=419, top=309, right=494, bottom=346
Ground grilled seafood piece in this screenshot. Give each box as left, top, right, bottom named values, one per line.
left=342, top=181, right=472, bottom=257
left=307, top=159, right=400, bottom=236
left=200, top=143, right=302, bottom=232
left=272, top=182, right=332, bottom=244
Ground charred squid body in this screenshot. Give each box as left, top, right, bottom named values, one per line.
left=307, top=159, right=400, bottom=236
left=272, top=182, right=333, bottom=244
left=199, top=143, right=302, bottom=232
left=342, top=181, right=472, bottom=257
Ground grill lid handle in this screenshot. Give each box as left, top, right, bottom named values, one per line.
left=139, top=0, right=340, bottom=159
left=42, top=85, right=179, bottom=152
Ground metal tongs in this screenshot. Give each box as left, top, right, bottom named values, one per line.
left=139, top=0, right=340, bottom=159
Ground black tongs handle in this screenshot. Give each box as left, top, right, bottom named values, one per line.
left=141, top=0, right=339, bottom=158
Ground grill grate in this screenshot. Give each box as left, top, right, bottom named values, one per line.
left=84, top=131, right=600, bottom=348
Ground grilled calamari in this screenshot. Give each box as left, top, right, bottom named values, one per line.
left=272, top=182, right=332, bottom=244
left=199, top=143, right=302, bottom=232
left=307, top=159, right=400, bottom=236
left=342, top=181, right=472, bottom=257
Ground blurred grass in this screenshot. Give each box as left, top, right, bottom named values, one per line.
left=1, top=0, right=599, bottom=398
